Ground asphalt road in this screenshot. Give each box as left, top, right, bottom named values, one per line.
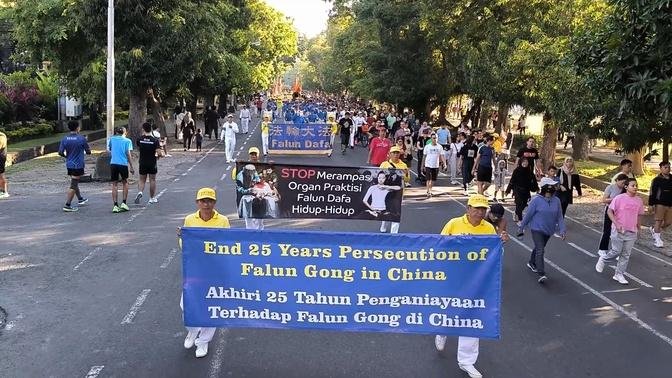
left=1, top=115, right=672, bottom=378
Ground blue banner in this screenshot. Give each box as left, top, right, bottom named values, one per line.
left=182, top=228, right=502, bottom=339
left=268, top=123, right=332, bottom=154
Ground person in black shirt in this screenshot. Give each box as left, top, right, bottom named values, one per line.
left=515, top=136, right=541, bottom=178
left=135, top=122, right=162, bottom=204
left=195, top=129, right=203, bottom=152
left=506, top=158, right=538, bottom=223
left=458, top=136, right=478, bottom=193
left=415, top=128, right=431, bottom=181
left=338, top=112, right=353, bottom=154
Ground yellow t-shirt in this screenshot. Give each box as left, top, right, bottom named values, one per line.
left=0, top=131, right=7, bottom=152
left=493, top=138, right=503, bottom=154
left=380, top=160, right=410, bottom=183
left=328, top=121, right=338, bottom=135
left=180, top=209, right=230, bottom=248
left=261, top=121, right=269, bottom=135
left=440, top=214, right=496, bottom=236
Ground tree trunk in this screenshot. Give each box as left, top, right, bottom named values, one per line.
left=663, top=136, right=670, bottom=162
left=496, top=103, right=509, bottom=134
left=147, top=88, right=167, bottom=138
left=218, top=93, right=228, bottom=117
left=540, top=114, right=558, bottom=171
left=572, top=132, right=589, bottom=160
left=128, top=88, right=148, bottom=142
left=438, top=103, right=447, bottom=124
left=627, top=150, right=645, bottom=175
left=479, top=101, right=489, bottom=130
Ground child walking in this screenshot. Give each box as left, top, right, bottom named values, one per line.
left=195, top=129, right=203, bottom=152
left=493, top=159, right=508, bottom=202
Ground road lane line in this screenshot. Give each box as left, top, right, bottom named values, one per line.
left=160, top=248, right=177, bottom=269
left=511, top=237, right=672, bottom=347
left=208, top=329, right=230, bottom=378
left=447, top=195, right=672, bottom=347
left=73, top=247, right=102, bottom=271
left=568, top=242, right=653, bottom=288
left=121, top=289, right=151, bottom=325
left=85, top=366, right=104, bottom=378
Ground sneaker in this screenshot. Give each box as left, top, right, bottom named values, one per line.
left=526, top=262, right=538, bottom=273
left=0, top=192, right=9, bottom=199
left=595, top=257, right=605, bottom=273
left=195, top=343, right=209, bottom=358
left=554, top=233, right=562, bottom=238
left=112, top=205, right=121, bottom=213
left=597, top=249, right=608, bottom=258
left=538, top=275, right=548, bottom=284
left=458, top=364, right=483, bottom=378
left=119, top=203, right=130, bottom=212
left=434, top=335, right=447, bottom=351
left=63, top=205, right=79, bottom=212
left=134, top=192, right=143, bottom=204
left=184, top=331, right=198, bottom=349
left=148, top=197, right=158, bottom=204
left=649, top=226, right=656, bottom=238
left=654, top=238, right=664, bottom=248
left=612, top=273, right=629, bottom=285
left=77, top=198, right=89, bottom=205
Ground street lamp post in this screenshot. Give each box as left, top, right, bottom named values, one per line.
left=106, top=0, right=114, bottom=142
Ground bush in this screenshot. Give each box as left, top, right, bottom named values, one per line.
left=0, top=93, right=13, bottom=124
left=0, top=121, right=54, bottom=142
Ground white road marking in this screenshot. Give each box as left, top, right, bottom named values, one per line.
left=5, top=320, right=16, bottom=330
left=85, top=366, right=104, bottom=378
left=567, top=243, right=653, bottom=288
left=121, top=289, right=151, bottom=324
left=73, top=247, right=102, bottom=271
left=174, top=178, right=180, bottom=182
left=160, top=248, right=177, bottom=269
left=447, top=195, right=672, bottom=348
left=208, top=329, right=230, bottom=378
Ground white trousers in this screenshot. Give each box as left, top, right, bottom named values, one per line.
left=241, top=118, right=249, bottom=133
left=330, top=134, right=336, bottom=148
left=262, top=134, right=269, bottom=155
left=380, top=221, right=400, bottom=233
left=457, top=336, right=479, bottom=365
left=449, top=155, right=458, bottom=181
left=180, top=294, right=216, bottom=346
left=245, top=218, right=265, bottom=230
left=225, top=138, right=236, bottom=161
left=349, top=127, right=357, bottom=147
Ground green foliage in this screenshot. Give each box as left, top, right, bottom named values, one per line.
left=0, top=120, right=54, bottom=142
left=0, top=92, right=13, bottom=123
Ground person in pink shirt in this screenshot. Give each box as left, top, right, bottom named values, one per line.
left=368, top=128, right=393, bottom=166
left=595, top=178, right=645, bottom=285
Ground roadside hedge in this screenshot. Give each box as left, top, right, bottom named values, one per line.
left=0, top=121, right=54, bottom=142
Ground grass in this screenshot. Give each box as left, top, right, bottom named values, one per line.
left=5, top=153, right=62, bottom=174
left=7, top=130, right=104, bottom=152
left=555, top=157, right=657, bottom=192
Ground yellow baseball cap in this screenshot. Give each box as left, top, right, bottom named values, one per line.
left=467, top=194, right=489, bottom=208
left=196, top=187, right=217, bottom=201
left=390, top=146, right=401, bottom=153
left=248, top=147, right=260, bottom=155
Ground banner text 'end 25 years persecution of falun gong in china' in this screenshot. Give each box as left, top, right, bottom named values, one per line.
left=182, top=228, right=503, bottom=339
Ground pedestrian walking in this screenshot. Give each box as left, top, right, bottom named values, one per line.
left=219, top=114, right=239, bottom=163
left=597, top=174, right=628, bottom=255
left=182, top=112, right=195, bottom=151
left=448, top=133, right=465, bottom=185
left=517, top=177, right=566, bottom=283
left=261, top=113, right=271, bottom=156
left=379, top=146, right=409, bottom=233
left=195, top=129, right=203, bottom=152
left=0, top=130, right=8, bottom=198
left=435, top=194, right=504, bottom=378
left=556, top=157, right=582, bottom=217
left=458, top=136, right=478, bottom=195
left=648, top=160, right=671, bottom=248
left=174, top=108, right=186, bottom=140
left=178, top=187, right=230, bottom=358
left=240, top=105, right=251, bottom=134
left=595, top=178, right=645, bottom=285
left=611, top=159, right=635, bottom=183
left=58, top=121, right=91, bottom=212
left=108, top=127, right=135, bottom=213
left=368, top=128, right=392, bottom=166
left=338, top=112, right=353, bottom=154
left=492, top=159, right=508, bottom=202
left=204, top=105, right=219, bottom=139
left=506, top=159, right=538, bottom=224
left=416, top=128, right=431, bottom=183
left=421, top=132, right=445, bottom=198
left=473, top=135, right=496, bottom=195
left=134, top=122, right=162, bottom=205
left=235, top=147, right=265, bottom=230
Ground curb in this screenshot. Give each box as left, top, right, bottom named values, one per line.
left=7, top=129, right=107, bottom=166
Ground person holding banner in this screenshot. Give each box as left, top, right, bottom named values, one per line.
left=436, top=194, right=499, bottom=378
left=379, top=146, right=409, bottom=233
left=178, top=187, right=230, bottom=358
left=235, top=147, right=266, bottom=230
left=219, top=114, right=239, bottom=163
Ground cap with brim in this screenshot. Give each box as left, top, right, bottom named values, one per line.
left=390, top=146, right=401, bottom=153
left=467, top=194, right=489, bottom=208
left=539, top=177, right=558, bottom=188
left=248, top=147, right=260, bottom=155
left=196, top=187, right=216, bottom=200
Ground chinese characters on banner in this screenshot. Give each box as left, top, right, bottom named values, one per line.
left=268, top=123, right=332, bottom=155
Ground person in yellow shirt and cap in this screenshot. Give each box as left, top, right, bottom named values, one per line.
left=261, top=112, right=272, bottom=156
left=327, top=112, right=338, bottom=156
left=378, top=146, right=409, bottom=233
left=435, top=194, right=505, bottom=378
left=177, top=187, right=230, bottom=358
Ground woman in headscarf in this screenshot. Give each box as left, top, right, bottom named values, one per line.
left=556, top=157, right=582, bottom=217
left=182, top=111, right=195, bottom=151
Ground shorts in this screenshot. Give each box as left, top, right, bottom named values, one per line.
left=110, top=164, right=129, bottom=182
left=0, top=153, right=6, bottom=174
left=654, top=205, right=672, bottom=225
left=425, top=167, right=439, bottom=181
left=139, top=163, right=157, bottom=176
left=477, top=166, right=492, bottom=183
left=67, top=168, right=85, bottom=177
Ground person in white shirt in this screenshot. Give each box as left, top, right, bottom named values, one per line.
left=239, top=105, right=251, bottom=134
left=219, top=114, right=239, bottom=163
left=351, top=112, right=365, bottom=148
left=421, top=132, right=446, bottom=197
left=448, top=133, right=464, bottom=185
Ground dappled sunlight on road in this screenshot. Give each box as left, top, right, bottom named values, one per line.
left=0, top=254, right=40, bottom=273
left=590, top=305, right=621, bottom=326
